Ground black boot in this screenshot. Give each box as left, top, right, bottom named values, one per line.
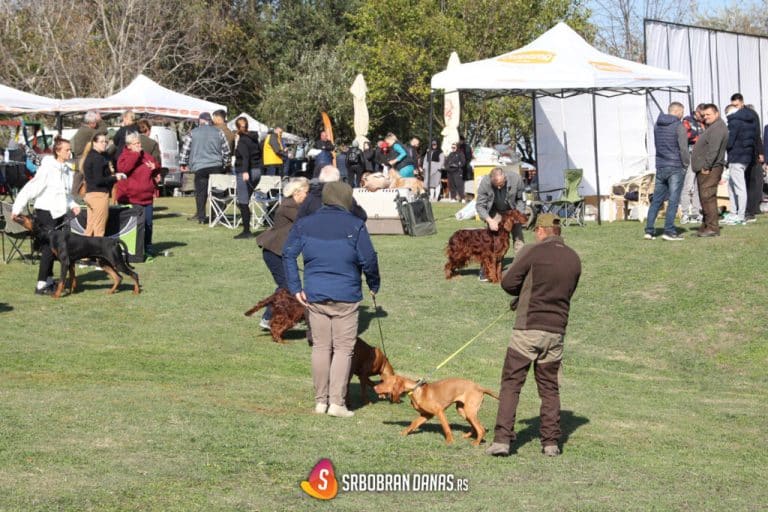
left=234, top=204, right=253, bottom=239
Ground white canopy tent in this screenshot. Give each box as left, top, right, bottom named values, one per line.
left=0, top=84, right=59, bottom=113
left=93, top=75, right=226, bottom=119
left=430, top=22, right=690, bottom=222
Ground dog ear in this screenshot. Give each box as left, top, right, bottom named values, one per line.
left=391, top=376, right=404, bottom=403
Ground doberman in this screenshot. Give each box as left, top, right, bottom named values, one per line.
left=15, top=214, right=141, bottom=298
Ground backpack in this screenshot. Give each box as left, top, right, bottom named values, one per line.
left=347, top=147, right=363, bottom=166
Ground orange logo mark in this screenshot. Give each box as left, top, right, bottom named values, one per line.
left=300, top=459, right=338, bottom=500
left=589, top=61, right=631, bottom=73
left=497, top=50, right=555, bottom=64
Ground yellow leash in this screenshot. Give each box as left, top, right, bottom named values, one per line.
left=414, top=309, right=510, bottom=389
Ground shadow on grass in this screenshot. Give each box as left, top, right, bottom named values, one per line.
left=153, top=212, right=183, bottom=220
left=0, top=302, right=13, bottom=313
left=152, top=241, right=188, bottom=252
left=515, top=409, right=589, bottom=452
left=65, top=269, right=138, bottom=295
left=359, top=304, right=388, bottom=334
left=381, top=417, right=475, bottom=439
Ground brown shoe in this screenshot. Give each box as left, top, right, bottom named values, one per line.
left=697, top=230, right=719, bottom=237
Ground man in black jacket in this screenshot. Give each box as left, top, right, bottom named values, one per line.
left=730, top=94, right=764, bottom=221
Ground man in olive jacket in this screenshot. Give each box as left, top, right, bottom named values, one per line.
left=691, top=104, right=729, bottom=237
left=475, top=167, right=526, bottom=255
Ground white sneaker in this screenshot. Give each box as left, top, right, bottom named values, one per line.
left=643, top=233, right=656, bottom=240
left=314, top=402, right=327, bottom=414
left=259, top=318, right=270, bottom=330
left=327, top=404, right=354, bottom=418
left=680, top=215, right=690, bottom=225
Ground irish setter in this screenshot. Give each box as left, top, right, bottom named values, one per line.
left=244, top=288, right=305, bottom=343
left=373, top=374, right=499, bottom=446
left=444, top=209, right=528, bottom=283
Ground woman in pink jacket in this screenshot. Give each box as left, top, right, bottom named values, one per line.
left=117, top=132, right=160, bottom=259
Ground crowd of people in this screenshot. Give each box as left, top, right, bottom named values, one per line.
left=644, top=92, right=767, bottom=240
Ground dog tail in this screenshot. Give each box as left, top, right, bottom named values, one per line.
left=481, top=388, right=500, bottom=400
left=116, top=240, right=135, bottom=270
left=244, top=294, right=276, bottom=317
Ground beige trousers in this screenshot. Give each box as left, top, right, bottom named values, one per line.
left=84, top=191, right=110, bottom=237
left=306, top=301, right=360, bottom=407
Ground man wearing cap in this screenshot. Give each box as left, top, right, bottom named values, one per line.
left=486, top=213, right=581, bottom=458
left=282, top=181, right=380, bottom=418
left=179, top=112, right=231, bottom=223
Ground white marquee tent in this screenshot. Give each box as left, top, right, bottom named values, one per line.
left=430, top=22, right=690, bottom=222
left=91, top=75, right=226, bottom=119
left=0, top=84, right=59, bottom=113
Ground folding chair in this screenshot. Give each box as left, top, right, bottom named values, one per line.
left=529, top=169, right=585, bottom=227
left=1, top=201, right=34, bottom=264
left=207, top=173, right=239, bottom=229
left=250, top=175, right=282, bottom=229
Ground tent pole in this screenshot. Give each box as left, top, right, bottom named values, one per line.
left=531, top=91, right=538, bottom=191
left=428, top=90, right=434, bottom=190
left=592, top=91, right=602, bottom=225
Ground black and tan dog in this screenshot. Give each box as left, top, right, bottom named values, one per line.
left=16, top=215, right=141, bottom=298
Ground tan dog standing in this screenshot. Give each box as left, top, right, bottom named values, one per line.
left=374, top=374, right=498, bottom=445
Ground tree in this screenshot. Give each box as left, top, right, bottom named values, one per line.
left=589, top=0, right=696, bottom=61
left=257, top=46, right=356, bottom=140
left=693, top=2, right=768, bottom=35
left=0, top=0, right=257, bottom=107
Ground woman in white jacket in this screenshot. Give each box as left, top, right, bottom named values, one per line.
left=12, top=138, right=81, bottom=295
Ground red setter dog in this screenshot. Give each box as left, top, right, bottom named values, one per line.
left=444, top=209, right=527, bottom=283
left=244, top=288, right=305, bottom=343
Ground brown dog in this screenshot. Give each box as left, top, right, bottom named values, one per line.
left=350, top=337, right=395, bottom=405
left=388, top=169, right=426, bottom=195
left=244, top=288, right=305, bottom=343
left=374, top=374, right=498, bottom=446
left=444, top=209, right=527, bottom=283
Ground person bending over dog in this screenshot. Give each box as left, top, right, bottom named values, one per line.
left=283, top=182, right=380, bottom=418
left=12, top=138, right=81, bottom=295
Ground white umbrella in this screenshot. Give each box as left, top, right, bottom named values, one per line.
left=441, top=52, right=461, bottom=155
left=349, top=74, right=369, bottom=147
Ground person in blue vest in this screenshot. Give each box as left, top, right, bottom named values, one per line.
left=644, top=102, right=690, bottom=241
left=384, top=133, right=416, bottom=178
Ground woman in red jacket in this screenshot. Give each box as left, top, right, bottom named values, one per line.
left=117, top=132, right=161, bottom=258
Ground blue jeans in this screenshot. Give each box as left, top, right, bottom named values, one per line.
left=141, top=204, right=153, bottom=253
left=645, top=167, right=684, bottom=235
left=262, top=248, right=287, bottom=321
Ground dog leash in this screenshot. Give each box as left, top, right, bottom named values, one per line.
left=416, top=309, right=509, bottom=387
left=371, top=292, right=389, bottom=360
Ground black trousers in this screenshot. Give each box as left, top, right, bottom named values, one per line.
left=34, top=209, right=64, bottom=282
left=193, top=166, right=223, bottom=220
left=745, top=161, right=765, bottom=217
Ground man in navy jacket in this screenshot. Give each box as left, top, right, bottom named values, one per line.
left=283, top=181, right=380, bottom=418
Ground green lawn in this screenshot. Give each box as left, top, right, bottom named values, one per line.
left=1, top=198, right=766, bottom=511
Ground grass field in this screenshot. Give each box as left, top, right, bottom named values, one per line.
left=1, top=197, right=767, bottom=511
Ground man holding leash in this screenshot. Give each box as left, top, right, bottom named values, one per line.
left=486, top=213, right=581, bottom=457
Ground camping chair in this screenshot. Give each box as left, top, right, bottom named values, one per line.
left=530, top=169, right=585, bottom=227
left=207, top=173, right=239, bottom=229
left=1, top=201, right=34, bottom=264
left=250, top=175, right=282, bottom=229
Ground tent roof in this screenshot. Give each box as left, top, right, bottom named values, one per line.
left=430, top=22, right=689, bottom=94
left=97, top=75, right=226, bottom=119
left=226, top=112, right=305, bottom=144
left=0, top=84, right=59, bottom=113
